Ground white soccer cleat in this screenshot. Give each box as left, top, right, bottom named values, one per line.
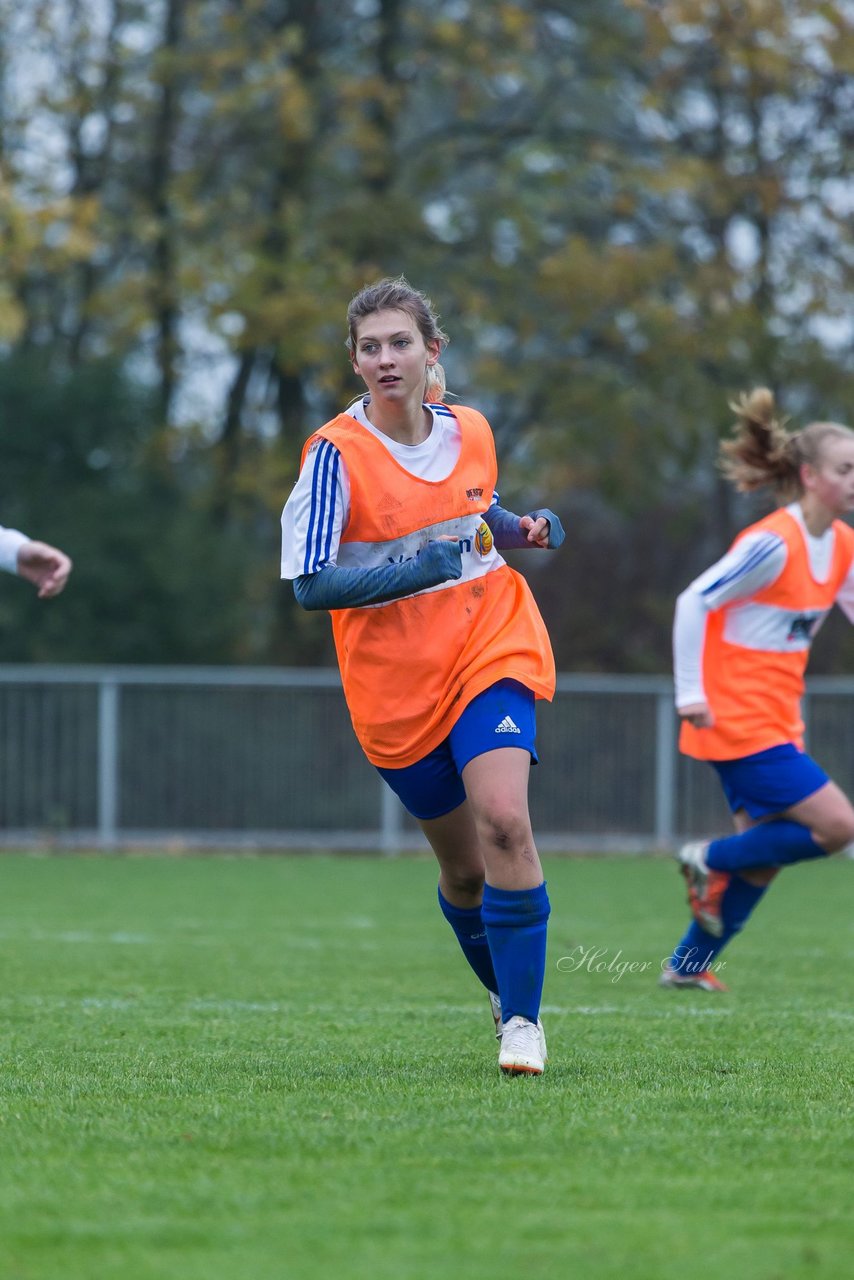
left=498, top=1014, right=545, bottom=1076
left=489, top=992, right=547, bottom=1061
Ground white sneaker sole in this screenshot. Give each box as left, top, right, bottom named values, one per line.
left=499, top=1057, right=545, bottom=1077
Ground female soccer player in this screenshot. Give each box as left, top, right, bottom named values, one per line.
left=0, top=525, right=72, bottom=597
left=281, top=277, right=564, bottom=1074
left=662, top=388, right=854, bottom=991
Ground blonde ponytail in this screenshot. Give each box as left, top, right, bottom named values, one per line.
left=720, top=388, right=854, bottom=501
left=424, top=361, right=447, bottom=403
left=719, top=388, right=800, bottom=500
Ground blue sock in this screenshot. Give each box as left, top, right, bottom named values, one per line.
left=670, top=874, right=769, bottom=971
left=705, top=819, right=826, bottom=872
left=437, top=887, right=498, bottom=994
left=481, top=882, right=550, bottom=1024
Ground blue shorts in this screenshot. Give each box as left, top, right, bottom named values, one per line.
left=711, top=744, right=829, bottom=819
left=377, top=679, right=538, bottom=821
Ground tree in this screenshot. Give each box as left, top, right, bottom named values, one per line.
left=0, top=0, right=851, bottom=669
left=0, top=354, right=246, bottom=661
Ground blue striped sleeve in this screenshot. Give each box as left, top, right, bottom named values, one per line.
left=699, top=533, right=784, bottom=601
left=302, top=440, right=342, bottom=575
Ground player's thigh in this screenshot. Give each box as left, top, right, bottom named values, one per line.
left=461, top=747, right=535, bottom=841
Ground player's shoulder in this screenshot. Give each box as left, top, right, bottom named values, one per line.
left=831, top=518, right=854, bottom=551
left=443, top=402, right=493, bottom=435
left=301, top=413, right=355, bottom=463
left=732, top=525, right=786, bottom=553
left=301, top=434, right=340, bottom=474
left=731, top=510, right=789, bottom=557
left=304, top=433, right=340, bottom=457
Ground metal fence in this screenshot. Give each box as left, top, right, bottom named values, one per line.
left=1, top=665, right=853, bottom=853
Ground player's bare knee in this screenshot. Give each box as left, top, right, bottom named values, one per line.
left=443, top=866, right=485, bottom=898
left=477, top=809, right=532, bottom=858
left=817, top=816, right=854, bottom=853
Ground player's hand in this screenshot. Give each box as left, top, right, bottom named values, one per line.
left=422, top=537, right=463, bottom=581
left=520, top=509, right=565, bottom=549
left=520, top=515, right=551, bottom=547
left=17, top=541, right=73, bottom=598
left=679, top=702, right=714, bottom=729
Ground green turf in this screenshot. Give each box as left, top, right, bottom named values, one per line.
left=1, top=852, right=852, bottom=1279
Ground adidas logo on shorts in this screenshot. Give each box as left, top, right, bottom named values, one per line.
left=495, top=715, right=521, bottom=734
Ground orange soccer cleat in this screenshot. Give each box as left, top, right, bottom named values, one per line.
left=658, top=963, right=729, bottom=993
left=677, top=841, right=731, bottom=938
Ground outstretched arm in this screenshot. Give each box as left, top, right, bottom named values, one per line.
left=483, top=504, right=565, bottom=550
left=294, top=539, right=463, bottom=611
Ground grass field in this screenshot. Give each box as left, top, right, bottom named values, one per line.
left=1, top=851, right=852, bottom=1280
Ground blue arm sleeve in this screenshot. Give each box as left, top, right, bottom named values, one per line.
left=483, top=505, right=565, bottom=550
left=293, top=539, right=463, bottom=611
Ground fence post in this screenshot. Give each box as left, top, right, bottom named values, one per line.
left=654, top=690, right=676, bottom=849
left=379, top=777, right=403, bottom=857
left=97, top=677, right=119, bottom=849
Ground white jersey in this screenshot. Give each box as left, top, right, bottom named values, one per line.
left=281, top=398, right=498, bottom=580
left=0, top=524, right=28, bottom=575
left=674, top=502, right=854, bottom=708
